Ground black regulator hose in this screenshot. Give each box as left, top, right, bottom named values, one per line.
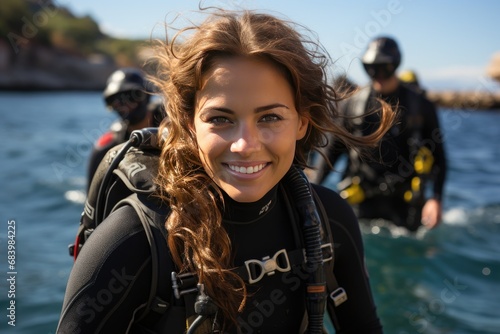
left=95, top=127, right=159, bottom=225
left=284, top=166, right=327, bottom=334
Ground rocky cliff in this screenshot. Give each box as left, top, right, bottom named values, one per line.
left=0, top=39, right=117, bottom=90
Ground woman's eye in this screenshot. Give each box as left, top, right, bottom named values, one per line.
left=260, top=114, right=281, bottom=123
left=208, top=116, right=231, bottom=124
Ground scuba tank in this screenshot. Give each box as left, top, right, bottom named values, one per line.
left=70, top=127, right=162, bottom=260
left=95, top=127, right=160, bottom=225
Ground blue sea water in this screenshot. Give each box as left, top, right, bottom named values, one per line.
left=0, top=91, right=499, bottom=333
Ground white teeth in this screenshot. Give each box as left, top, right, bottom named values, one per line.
left=229, top=164, right=265, bottom=174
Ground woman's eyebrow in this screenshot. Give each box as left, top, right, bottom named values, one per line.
left=202, top=107, right=234, bottom=114
left=255, top=103, right=290, bottom=113
left=202, top=103, right=290, bottom=114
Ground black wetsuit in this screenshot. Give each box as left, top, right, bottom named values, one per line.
left=318, top=83, right=447, bottom=231
left=57, top=183, right=382, bottom=333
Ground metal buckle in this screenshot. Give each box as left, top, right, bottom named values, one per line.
left=303, top=243, right=333, bottom=264
left=244, top=249, right=291, bottom=284
left=321, top=243, right=333, bottom=263
left=330, top=287, right=348, bottom=307
left=171, top=272, right=198, bottom=299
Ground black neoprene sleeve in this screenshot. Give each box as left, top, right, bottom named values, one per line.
left=57, top=206, right=153, bottom=334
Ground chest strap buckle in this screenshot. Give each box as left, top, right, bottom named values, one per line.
left=244, top=248, right=291, bottom=284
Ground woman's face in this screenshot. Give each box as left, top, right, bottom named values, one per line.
left=193, top=57, right=308, bottom=202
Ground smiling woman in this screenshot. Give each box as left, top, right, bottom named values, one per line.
left=194, top=57, right=308, bottom=203
left=57, top=7, right=394, bottom=334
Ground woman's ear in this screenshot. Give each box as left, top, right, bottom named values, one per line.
left=296, top=114, right=310, bottom=140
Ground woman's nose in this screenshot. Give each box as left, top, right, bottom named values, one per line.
left=230, top=124, right=262, bottom=154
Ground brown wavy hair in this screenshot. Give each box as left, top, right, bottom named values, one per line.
left=149, top=8, right=394, bottom=328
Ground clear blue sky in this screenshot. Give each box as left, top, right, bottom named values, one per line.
left=62, top=0, right=499, bottom=90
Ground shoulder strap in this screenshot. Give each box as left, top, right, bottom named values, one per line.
left=311, top=187, right=346, bottom=333
left=112, top=193, right=172, bottom=321
left=404, top=85, right=424, bottom=145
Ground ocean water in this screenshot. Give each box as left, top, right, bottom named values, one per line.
left=0, top=92, right=499, bottom=333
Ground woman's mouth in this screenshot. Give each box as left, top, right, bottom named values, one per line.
left=227, top=163, right=267, bottom=174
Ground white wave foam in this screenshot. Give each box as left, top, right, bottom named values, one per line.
left=64, top=190, right=86, bottom=204
left=442, top=207, right=469, bottom=226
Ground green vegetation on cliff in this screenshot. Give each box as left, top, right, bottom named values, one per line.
left=0, top=0, right=147, bottom=67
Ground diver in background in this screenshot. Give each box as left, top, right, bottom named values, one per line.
left=312, top=36, right=447, bottom=232
left=86, top=68, right=164, bottom=190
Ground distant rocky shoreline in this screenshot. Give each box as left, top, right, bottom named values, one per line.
left=433, top=51, right=500, bottom=110
left=426, top=90, right=500, bottom=110
left=1, top=42, right=499, bottom=111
